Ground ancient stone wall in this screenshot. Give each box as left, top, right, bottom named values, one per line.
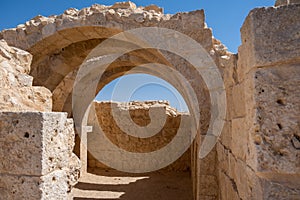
left=87, top=101, right=191, bottom=172
left=217, top=3, right=300, bottom=200
left=86, top=101, right=220, bottom=199
left=0, top=40, right=51, bottom=112
left=0, top=41, right=80, bottom=199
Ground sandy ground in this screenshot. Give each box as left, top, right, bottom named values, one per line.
left=72, top=169, right=193, bottom=200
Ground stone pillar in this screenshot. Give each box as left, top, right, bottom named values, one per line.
left=0, top=112, right=80, bottom=200
left=217, top=4, right=300, bottom=200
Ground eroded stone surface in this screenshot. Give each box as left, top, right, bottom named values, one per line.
left=0, top=112, right=80, bottom=199
left=0, top=112, right=74, bottom=175
left=251, top=64, right=300, bottom=174
left=0, top=40, right=52, bottom=112
left=275, top=0, right=300, bottom=6
left=238, top=4, right=300, bottom=81
left=218, top=3, right=300, bottom=200
left=87, top=101, right=193, bottom=171
left=0, top=170, right=74, bottom=200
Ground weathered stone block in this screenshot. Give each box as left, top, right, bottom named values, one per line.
left=275, top=0, right=300, bottom=6
left=111, top=1, right=137, bottom=10
left=249, top=65, right=300, bottom=174
left=232, top=82, right=246, bottom=118
left=199, top=175, right=218, bottom=197
left=144, top=5, right=163, bottom=13
left=0, top=87, right=52, bottom=112
left=0, top=170, right=70, bottom=200
left=216, top=142, right=229, bottom=173
left=259, top=175, right=300, bottom=199
left=218, top=171, right=240, bottom=200
left=0, top=112, right=76, bottom=176
left=0, top=174, right=42, bottom=200
left=0, top=40, right=52, bottom=112
left=200, top=138, right=217, bottom=175
left=238, top=4, right=300, bottom=81
left=231, top=117, right=248, bottom=161
left=219, top=120, right=232, bottom=150
left=221, top=53, right=238, bottom=89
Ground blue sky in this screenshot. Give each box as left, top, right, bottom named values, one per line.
left=0, top=0, right=275, bottom=110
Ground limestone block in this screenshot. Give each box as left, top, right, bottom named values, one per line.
left=0, top=30, right=19, bottom=51
left=275, top=0, right=289, bottom=6
left=90, top=4, right=108, bottom=13
left=40, top=170, right=69, bottom=200
left=0, top=112, right=76, bottom=176
left=0, top=170, right=72, bottom=200
left=249, top=64, right=300, bottom=173
left=219, top=120, right=232, bottom=150
left=259, top=175, right=300, bottom=199
left=144, top=5, right=163, bottom=13
left=199, top=175, right=218, bottom=197
left=111, top=1, right=137, bottom=10
left=290, top=0, right=300, bottom=4
left=230, top=158, right=248, bottom=199
left=220, top=53, right=237, bottom=89
left=0, top=39, right=32, bottom=74
left=217, top=142, right=249, bottom=199
left=216, top=142, right=230, bottom=173
left=0, top=86, right=52, bottom=112
left=66, top=153, right=81, bottom=191
left=15, top=73, right=33, bottom=87
left=10, top=47, right=32, bottom=72
left=275, top=0, right=300, bottom=6
left=218, top=171, right=240, bottom=200
left=218, top=143, right=251, bottom=199
left=200, top=140, right=217, bottom=175
left=238, top=5, right=300, bottom=80
left=231, top=117, right=248, bottom=161
left=0, top=174, right=42, bottom=200
left=0, top=40, right=52, bottom=112
left=158, top=10, right=206, bottom=36
left=246, top=171, right=300, bottom=200
left=181, top=10, right=205, bottom=30
left=232, top=82, right=246, bottom=118
left=0, top=60, right=31, bottom=88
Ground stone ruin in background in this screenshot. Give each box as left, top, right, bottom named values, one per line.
left=0, top=0, right=299, bottom=199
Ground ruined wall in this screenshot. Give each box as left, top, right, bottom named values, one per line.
left=84, top=100, right=220, bottom=199
left=0, top=41, right=80, bottom=199
left=217, top=2, right=300, bottom=200
left=0, top=40, right=51, bottom=112
left=87, top=101, right=191, bottom=172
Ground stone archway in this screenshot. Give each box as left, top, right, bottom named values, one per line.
left=1, top=3, right=231, bottom=200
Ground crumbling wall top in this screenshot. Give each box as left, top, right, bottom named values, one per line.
left=94, top=100, right=188, bottom=116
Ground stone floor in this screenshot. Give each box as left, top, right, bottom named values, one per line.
left=72, top=169, right=193, bottom=200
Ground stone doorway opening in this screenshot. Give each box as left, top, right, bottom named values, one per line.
left=72, top=74, right=194, bottom=200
